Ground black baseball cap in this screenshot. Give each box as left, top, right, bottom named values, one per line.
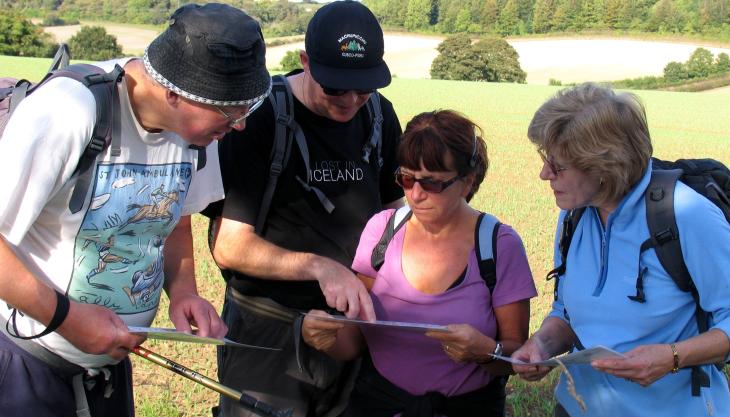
left=144, top=3, right=271, bottom=107
left=305, top=0, right=391, bottom=91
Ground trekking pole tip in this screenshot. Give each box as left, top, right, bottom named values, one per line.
left=274, top=408, right=294, bottom=417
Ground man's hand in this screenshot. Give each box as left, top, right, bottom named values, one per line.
left=168, top=291, right=227, bottom=338
left=302, top=310, right=344, bottom=352
left=57, top=301, right=146, bottom=361
left=312, top=257, right=375, bottom=322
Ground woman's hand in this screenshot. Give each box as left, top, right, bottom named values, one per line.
left=512, top=337, right=554, bottom=381
left=301, top=310, right=344, bottom=352
left=426, top=323, right=494, bottom=363
left=591, top=344, right=674, bottom=387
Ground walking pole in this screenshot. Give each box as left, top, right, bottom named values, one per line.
left=132, top=346, right=293, bottom=417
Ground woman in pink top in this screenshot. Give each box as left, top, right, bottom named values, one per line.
left=302, top=110, right=537, bottom=417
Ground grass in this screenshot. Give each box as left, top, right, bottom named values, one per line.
left=2, top=58, right=729, bottom=416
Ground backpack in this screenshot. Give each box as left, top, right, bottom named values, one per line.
left=254, top=74, right=385, bottom=234
left=0, top=44, right=126, bottom=214
left=370, top=206, right=502, bottom=294
left=548, top=157, right=730, bottom=396
left=0, top=44, right=206, bottom=215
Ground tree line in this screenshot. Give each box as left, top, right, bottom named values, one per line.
left=364, top=0, right=730, bottom=39
left=0, top=0, right=316, bottom=37
left=4, top=0, right=730, bottom=39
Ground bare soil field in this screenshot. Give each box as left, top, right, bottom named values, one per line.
left=43, top=23, right=730, bottom=91
left=510, top=38, right=730, bottom=84
left=268, top=33, right=730, bottom=86
left=704, top=84, right=730, bottom=93
left=43, top=22, right=161, bottom=55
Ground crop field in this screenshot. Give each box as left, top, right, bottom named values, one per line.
left=2, top=58, right=729, bottom=416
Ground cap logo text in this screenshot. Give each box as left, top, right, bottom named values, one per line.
left=338, top=34, right=366, bottom=58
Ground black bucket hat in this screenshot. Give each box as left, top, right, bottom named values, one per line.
left=305, top=0, right=391, bottom=91
left=144, top=3, right=271, bottom=107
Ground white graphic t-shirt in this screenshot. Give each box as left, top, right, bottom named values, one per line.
left=0, top=58, right=223, bottom=368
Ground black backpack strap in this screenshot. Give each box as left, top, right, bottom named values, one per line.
left=291, top=122, right=335, bottom=213
left=255, top=75, right=295, bottom=235
left=6, top=80, right=31, bottom=114
left=475, top=213, right=501, bottom=293
left=361, top=92, right=383, bottom=169
left=371, top=206, right=412, bottom=272
left=644, top=169, right=692, bottom=290
left=63, top=64, right=125, bottom=213
left=643, top=168, right=711, bottom=396
left=547, top=208, right=585, bottom=301
left=255, top=75, right=335, bottom=234
left=4, top=44, right=72, bottom=114
left=49, top=43, right=71, bottom=72
left=188, top=145, right=207, bottom=171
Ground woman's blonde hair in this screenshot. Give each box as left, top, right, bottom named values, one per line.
left=527, top=83, right=653, bottom=206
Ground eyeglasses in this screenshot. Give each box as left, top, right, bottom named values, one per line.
left=539, top=153, right=569, bottom=176
left=214, top=98, right=265, bottom=127
left=321, top=85, right=375, bottom=97
left=395, top=171, right=462, bottom=193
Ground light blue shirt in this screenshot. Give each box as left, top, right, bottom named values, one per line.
left=549, top=161, right=730, bottom=417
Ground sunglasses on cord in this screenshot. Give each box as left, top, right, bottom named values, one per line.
left=395, top=172, right=463, bottom=193
left=321, top=86, right=375, bottom=97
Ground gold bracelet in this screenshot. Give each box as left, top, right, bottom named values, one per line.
left=670, top=343, right=680, bottom=373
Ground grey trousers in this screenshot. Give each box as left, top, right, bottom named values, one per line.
left=216, top=296, right=358, bottom=417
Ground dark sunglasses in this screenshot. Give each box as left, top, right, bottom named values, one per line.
left=395, top=172, right=462, bottom=193
left=321, top=86, right=375, bottom=97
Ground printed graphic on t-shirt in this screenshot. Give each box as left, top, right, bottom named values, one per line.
left=69, top=162, right=192, bottom=314
left=310, top=160, right=365, bottom=183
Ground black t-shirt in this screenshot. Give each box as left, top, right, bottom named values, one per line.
left=212, top=75, right=403, bottom=310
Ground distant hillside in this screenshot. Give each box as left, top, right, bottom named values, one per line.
left=364, top=0, right=730, bottom=40
left=2, top=0, right=320, bottom=37
left=5, top=0, right=730, bottom=41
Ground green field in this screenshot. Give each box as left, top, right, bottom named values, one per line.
left=3, top=57, right=730, bottom=416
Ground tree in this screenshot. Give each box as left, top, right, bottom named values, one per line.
left=552, top=0, right=584, bottom=30
left=533, top=0, right=557, bottom=32
left=498, top=0, right=522, bottom=34
left=481, top=0, right=500, bottom=32
left=364, top=0, right=408, bottom=27
left=647, top=0, right=685, bottom=32
left=685, top=47, right=714, bottom=78
left=279, top=49, right=302, bottom=72
left=716, top=52, right=730, bottom=73
left=0, top=11, right=55, bottom=57
left=405, top=0, right=435, bottom=31
left=68, top=25, right=123, bottom=60
left=454, top=9, right=473, bottom=33
left=663, top=61, right=689, bottom=82
left=430, top=35, right=526, bottom=83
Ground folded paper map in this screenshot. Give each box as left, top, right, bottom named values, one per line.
left=128, top=326, right=281, bottom=350
left=305, top=313, right=450, bottom=333
left=492, top=346, right=625, bottom=367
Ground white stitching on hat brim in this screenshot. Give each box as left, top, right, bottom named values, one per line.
left=143, top=49, right=271, bottom=107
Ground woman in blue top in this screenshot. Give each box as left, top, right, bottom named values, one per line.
left=512, top=83, right=730, bottom=417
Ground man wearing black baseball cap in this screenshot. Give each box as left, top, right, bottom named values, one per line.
left=0, top=4, right=267, bottom=417
left=208, top=1, right=404, bottom=416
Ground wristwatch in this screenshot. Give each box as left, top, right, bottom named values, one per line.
left=478, top=341, right=503, bottom=364
left=493, top=342, right=503, bottom=357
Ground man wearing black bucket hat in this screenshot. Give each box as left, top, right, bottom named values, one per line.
left=207, top=1, right=403, bottom=416
left=0, top=3, right=268, bottom=416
